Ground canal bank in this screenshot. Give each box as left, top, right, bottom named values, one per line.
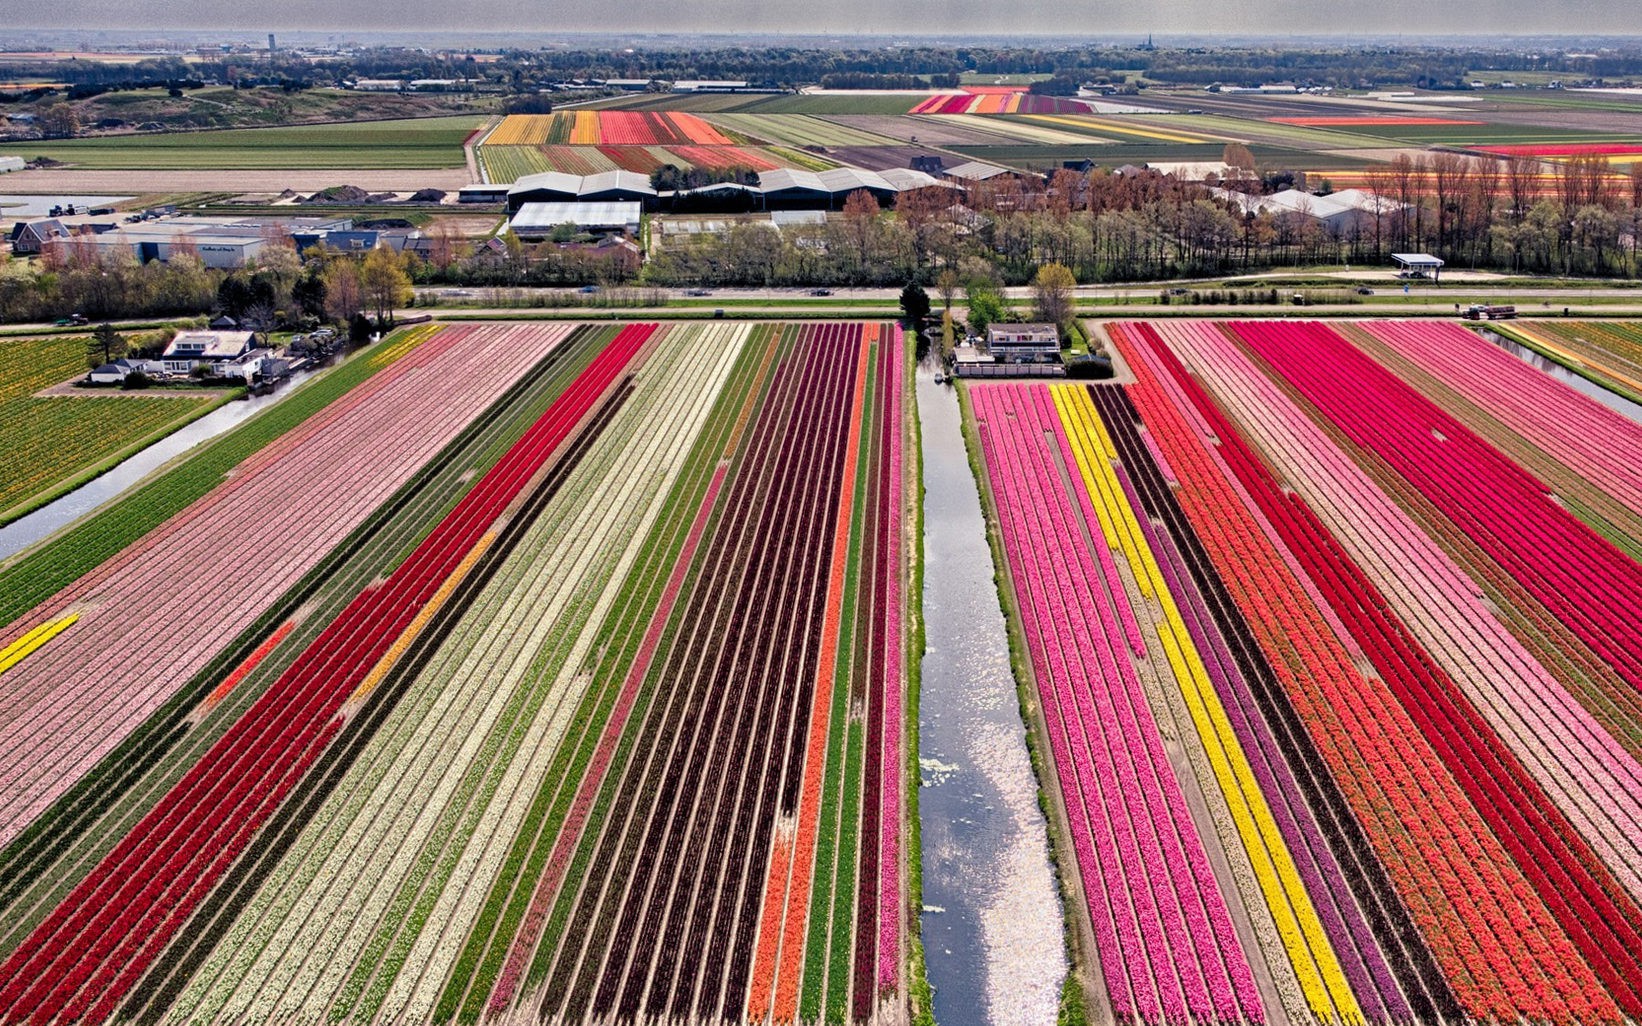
left=916, top=358, right=1069, bottom=1026
left=0, top=369, right=319, bottom=563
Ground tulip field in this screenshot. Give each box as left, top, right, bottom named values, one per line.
left=0, top=320, right=914, bottom=1025
left=477, top=112, right=804, bottom=182
left=967, top=318, right=1642, bottom=1026
left=1491, top=320, right=1642, bottom=406
left=0, top=334, right=223, bottom=524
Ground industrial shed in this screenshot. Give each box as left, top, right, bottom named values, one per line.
left=507, top=170, right=658, bottom=211
left=756, top=169, right=837, bottom=210
left=509, top=201, right=643, bottom=238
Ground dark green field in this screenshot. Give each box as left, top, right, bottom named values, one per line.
left=0, top=116, right=481, bottom=169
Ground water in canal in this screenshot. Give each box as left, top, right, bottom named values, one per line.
left=0, top=369, right=318, bottom=562
left=916, top=359, right=1066, bottom=1026
left=1478, top=327, right=1642, bottom=424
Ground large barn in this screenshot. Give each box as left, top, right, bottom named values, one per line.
left=507, top=171, right=658, bottom=211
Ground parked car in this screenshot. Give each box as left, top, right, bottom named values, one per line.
left=810, top=288, right=833, bottom=296
left=1356, top=286, right=1375, bottom=295
left=578, top=284, right=601, bottom=294
left=683, top=288, right=712, bottom=297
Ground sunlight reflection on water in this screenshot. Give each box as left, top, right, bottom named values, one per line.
left=917, top=363, right=1065, bottom=1026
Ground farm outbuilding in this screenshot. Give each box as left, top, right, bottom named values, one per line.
left=1393, top=253, right=1445, bottom=281
left=509, top=201, right=642, bottom=238
left=87, top=358, right=164, bottom=385
left=507, top=171, right=658, bottom=211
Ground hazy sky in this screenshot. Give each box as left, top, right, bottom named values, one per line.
left=20, top=0, right=1642, bottom=38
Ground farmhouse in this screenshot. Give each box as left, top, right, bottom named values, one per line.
left=8, top=219, right=71, bottom=256
left=161, top=330, right=258, bottom=375
left=987, top=323, right=1062, bottom=363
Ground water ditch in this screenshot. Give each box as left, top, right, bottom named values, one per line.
left=0, top=369, right=319, bottom=562
left=915, top=357, right=1066, bottom=1026
left=1477, top=327, right=1642, bottom=424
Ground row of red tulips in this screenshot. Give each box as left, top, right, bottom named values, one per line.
left=0, top=325, right=652, bottom=1025
left=1118, top=321, right=1602, bottom=1022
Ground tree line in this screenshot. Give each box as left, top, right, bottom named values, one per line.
left=10, top=42, right=1642, bottom=106
left=639, top=157, right=1642, bottom=288
left=0, top=236, right=414, bottom=328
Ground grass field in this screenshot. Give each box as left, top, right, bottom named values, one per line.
left=1324, top=122, right=1642, bottom=145
left=0, top=116, right=481, bottom=170
left=0, top=335, right=224, bottom=525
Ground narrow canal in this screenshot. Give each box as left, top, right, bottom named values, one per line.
left=0, top=368, right=319, bottom=562
left=1478, top=326, right=1642, bottom=423
left=915, top=357, right=1066, bottom=1026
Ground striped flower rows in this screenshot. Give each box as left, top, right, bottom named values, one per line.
left=0, top=325, right=572, bottom=852
left=971, top=382, right=1261, bottom=1025
left=0, top=322, right=912, bottom=1026
left=969, top=316, right=1642, bottom=1025
left=0, top=326, right=650, bottom=1025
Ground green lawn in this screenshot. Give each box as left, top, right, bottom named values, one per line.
left=0, top=115, right=482, bottom=169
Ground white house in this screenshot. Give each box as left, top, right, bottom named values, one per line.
left=214, top=347, right=275, bottom=382
left=87, top=358, right=165, bottom=385
left=161, top=330, right=257, bottom=374
left=987, top=323, right=1061, bottom=362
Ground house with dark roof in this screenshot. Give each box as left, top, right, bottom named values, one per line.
left=8, top=219, right=70, bottom=256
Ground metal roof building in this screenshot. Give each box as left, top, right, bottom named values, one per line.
left=509, top=201, right=643, bottom=238
left=507, top=171, right=658, bottom=211
left=943, top=160, right=1020, bottom=184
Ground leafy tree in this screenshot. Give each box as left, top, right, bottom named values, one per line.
left=1031, top=262, right=1077, bottom=333
left=292, top=268, right=327, bottom=320
left=323, top=259, right=363, bottom=324
left=87, top=322, right=127, bottom=368
left=934, top=268, right=961, bottom=313
left=1222, top=142, right=1257, bottom=173
left=39, top=102, right=78, bottom=138
left=965, top=281, right=1006, bottom=336
left=899, top=282, right=931, bottom=324
left=360, top=247, right=412, bottom=326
